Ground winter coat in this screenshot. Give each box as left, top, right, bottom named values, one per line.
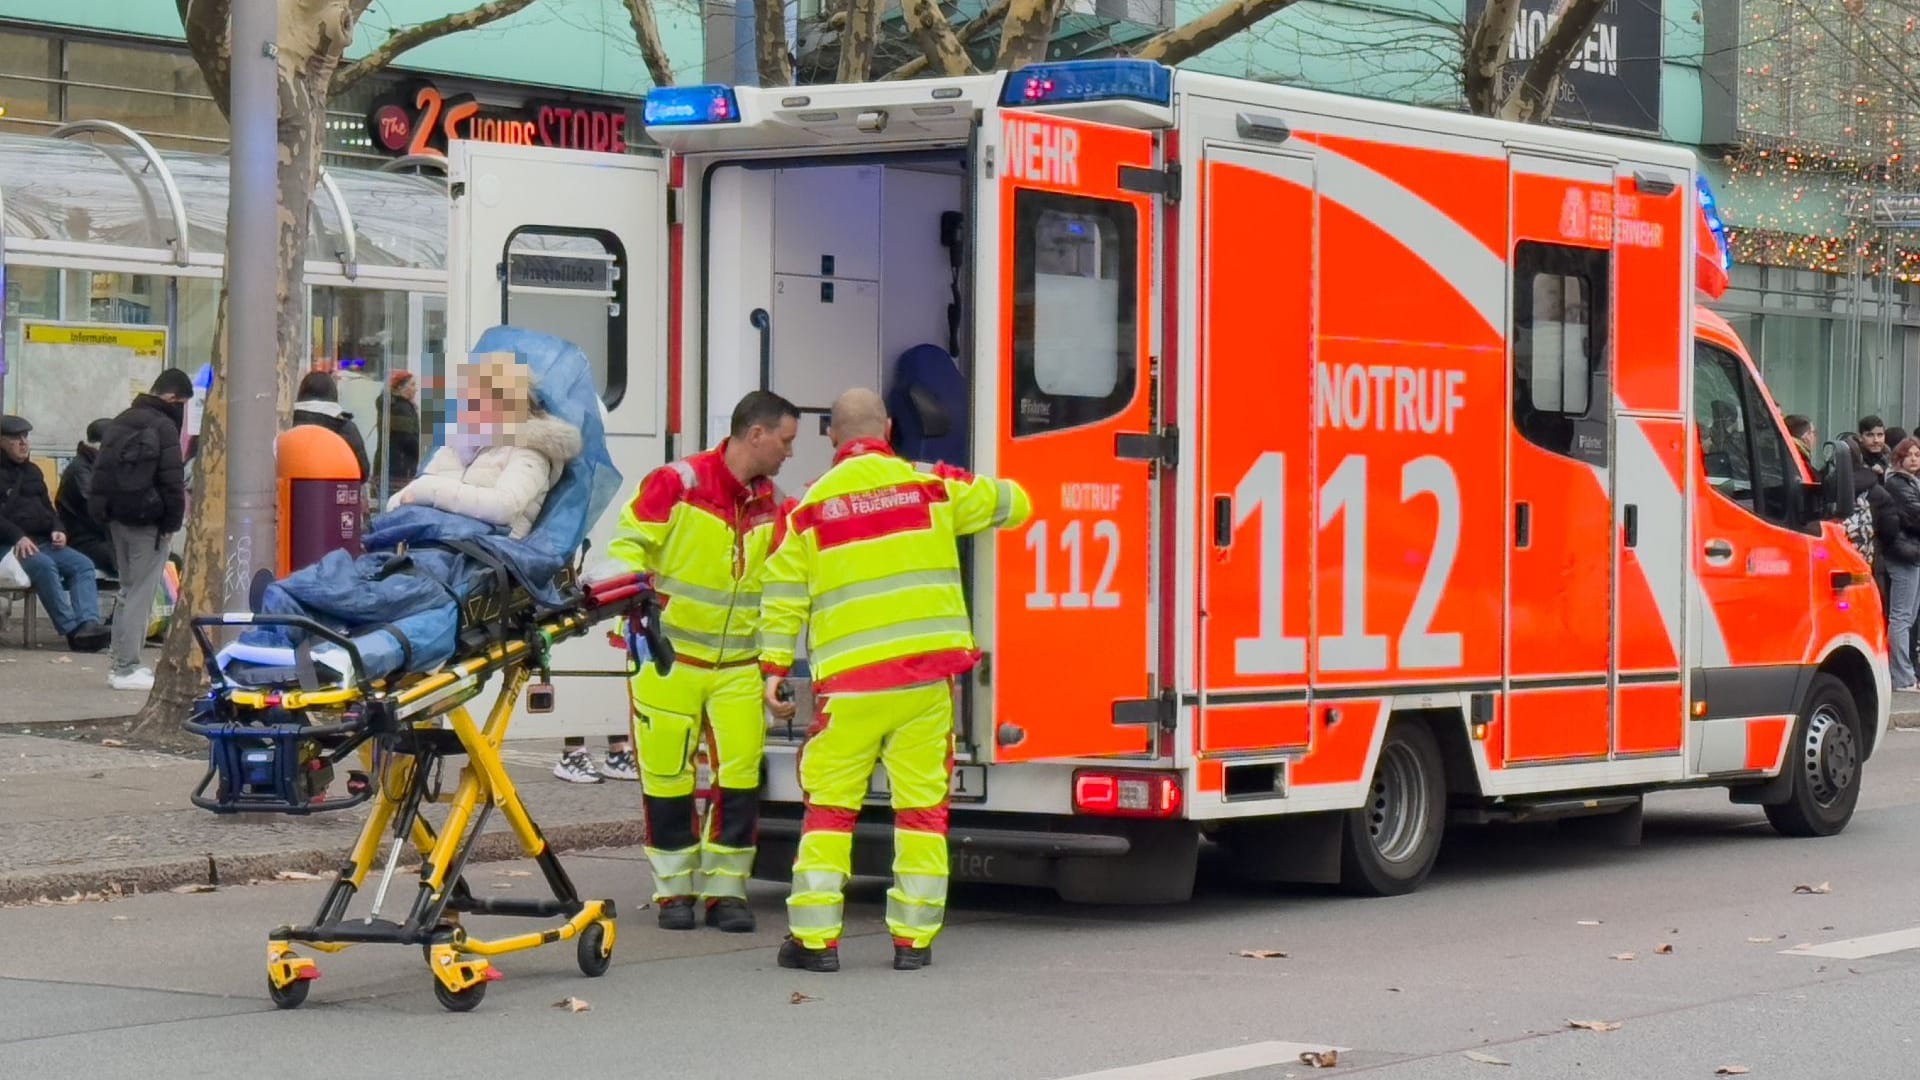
left=1876, top=471, right=1920, bottom=566
left=386, top=413, right=581, bottom=540
left=56, top=445, right=110, bottom=550
left=0, top=453, right=60, bottom=547
left=378, top=395, right=421, bottom=485
left=90, top=394, right=187, bottom=534
left=292, top=399, right=371, bottom=482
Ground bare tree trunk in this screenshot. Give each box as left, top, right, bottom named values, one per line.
left=899, top=0, right=980, bottom=78
left=994, top=0, right=1059, bottom=71
left=620, top=0, right=677, bottom=88
left=1463, top=0, right=1523, bottom=116
left=1131, top=0, right=1302, bottom=66
left=883, top=0, right=1011, bottom=80
left=1498, top=0, right=1608, bottom=123
left=334, top=0, right=538, bottom=94
left=837, top=0, right=882, bottom=82
left=757, top=0, right=794, bottom=87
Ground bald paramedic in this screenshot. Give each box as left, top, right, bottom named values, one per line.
left=758, top=388, right=1030, bottom=973
left=608, top=390, right=800, bottom=933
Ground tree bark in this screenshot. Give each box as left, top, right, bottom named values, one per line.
left=882, top=0, right=1011, bottom=80
left=620, top=0, right=677, bottom=88
left=1130, top=0, right=1302, bottom=67
left=994, top=0, right=1059, bottom=71
left=898, top=0, right=981, bottom=78
left=837, top=0, right=882, bottom=83
left=1498, top=0, right=1608, bottom=124
left=1462, top=0, right=1523, bottom=117
left=334, top=0, right=541, bottom=95
left=757, top=0, right=794, bottom=87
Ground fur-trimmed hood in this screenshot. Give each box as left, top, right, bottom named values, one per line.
left=511, top=412, right=583, bottom=469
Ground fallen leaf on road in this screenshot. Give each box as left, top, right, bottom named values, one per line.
left=169, top=884, right=216, bottom=894
left=110, top=915, right=128, bottom=921
left=1387, top=987, right=1402, bottom=993
left=1715, top=1067, right=1750, bottom=1076
left=790, top=991, right=817, bottom=1005
left=1656, top=944, right=1675, bottom=955
left=99, top=738, right=125, bottom=747
left=1849, top=967, right=1865, bottom=975
left=1577, top=920, right=1603, bottom=926
left=552, top=996, right=591, bottom=1013
left=1463, top=1051, right=1511, bottom=1066
left=50, top=656, right=72, bottom=663
left=1238, top=949, right=1289, bottom=959
left=1746, top=937, right=1774, bottom=944
left=1610, top=952, right=1636, bottom=961
left=501, top=870, right=533, bottom=877
left=273, top=870, right=329, bottom=882
left=1793, top=881, right=1832, bottom=894
left=1298, top=1049, right=1338, bottom=1068
left=1567, top=1019, right=1622, bottom=1032
left=490, top=882, right=514, bottom=889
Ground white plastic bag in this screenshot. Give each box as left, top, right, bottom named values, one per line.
left=0, top=551, right=28, bottom=590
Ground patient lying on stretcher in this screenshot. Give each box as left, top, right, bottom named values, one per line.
left=213, top=331, right=623, bottom=690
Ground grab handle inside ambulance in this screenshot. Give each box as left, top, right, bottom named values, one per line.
left=750, top=308, right=772, bottom=389
left=1213, top=496, right=1232, bottom=547
left=1623, top=504, right=1639, bottom=548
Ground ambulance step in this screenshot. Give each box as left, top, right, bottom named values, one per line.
left=1450, top=794, right=1641, bottom=826
left=758, top=818, right=1132, bottom=858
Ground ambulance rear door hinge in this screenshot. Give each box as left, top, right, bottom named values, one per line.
left=1112, top=689, right=1178, bottom=733
left=1118, top=162, right=1181, bottom=203
left=1115, top=425, right=1178, bottom=467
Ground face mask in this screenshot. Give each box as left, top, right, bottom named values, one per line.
left=449, top=421, right=503, bottom=462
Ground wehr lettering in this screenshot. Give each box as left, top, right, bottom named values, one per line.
left=1004, top=118, right=1081, bottom=187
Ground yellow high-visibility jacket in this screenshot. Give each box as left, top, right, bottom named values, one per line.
left=607, top=441, right=788, bottom=667
left=758, top=438, right=1031, bottom=693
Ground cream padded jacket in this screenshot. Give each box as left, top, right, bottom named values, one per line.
left=386, top=413, right=582, bottom=539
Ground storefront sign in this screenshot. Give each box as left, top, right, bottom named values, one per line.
left=367, top=81, right=632, bottom=159
left=24, top=323, right=167, bottom=359
left=1463, top=0, right=1662, bottom=135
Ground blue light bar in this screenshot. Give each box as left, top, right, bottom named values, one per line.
left=1696, top=173, right=1732, bottom=271
left=644, top=85, right=741, bottom=127
left=998, top=59, right=1172, bottom=109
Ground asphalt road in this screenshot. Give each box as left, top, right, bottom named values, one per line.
left=5, top=732, right=1920, bottom=1079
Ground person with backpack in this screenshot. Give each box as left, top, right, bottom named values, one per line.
left=1875, top=436, right=1920, bottom=692
left=90, top=369, right=192, bottom=692
left=292, top=370, right=370, bottom=483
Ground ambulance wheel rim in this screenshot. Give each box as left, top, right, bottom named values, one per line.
left=1803, top=706, right=1856, bottom=807
left=1369, top=740, right=1429, bottom=863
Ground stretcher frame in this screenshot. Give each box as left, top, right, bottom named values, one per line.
left=185, top=569, right=668, bottom=1013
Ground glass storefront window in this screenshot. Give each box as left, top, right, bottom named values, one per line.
left=1, top=265, right=61, bottom=410
left=62, top=271, right=162, bottom=325
left=64, top=40, right=227, bottom=150
left=0, top=31, right=59, bottom=133
left=310, top=286, right=413, bottom=503
left=1753, top=312, right=1832, bottom=436
left=178, top=277, right=220, bottom=370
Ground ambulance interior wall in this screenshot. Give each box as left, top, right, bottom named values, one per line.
left=703, top=160, right=966, bottom=493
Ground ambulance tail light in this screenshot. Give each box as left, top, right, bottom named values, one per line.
left=1073, top=769, right=1182, bottom=818
left=999, top=59, right=1172, bottom=109
left=644, top=85, right=741, bottom=127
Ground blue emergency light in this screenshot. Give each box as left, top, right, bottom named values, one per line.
left=644, top=85, right=741, bottom=127
left=998, top=59, right=1173, bottom=109
left=1696, top=173, right=1732, bottom=271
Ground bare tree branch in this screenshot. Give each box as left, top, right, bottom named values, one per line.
left=1462, top=0, right=1522, bottom=116
left=757, top=0, right=794, bottom=86
left=1498, top=0, right=1608, bottom=123
left=881, top=0, right=1011, bottom=81
left=331, top=0, right=538, bottom=95
left=1130, top=0, right=1302, bottom=67
left=899, top=0, right=980, bottom=78
left=995, top=0, right=1059, bottom=70
left=838, top=0, right=883, bottom=82
left=620, top=0, right=677, bottom=88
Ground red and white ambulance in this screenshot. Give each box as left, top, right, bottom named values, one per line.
left=448, top=58, right=1888, bottom=903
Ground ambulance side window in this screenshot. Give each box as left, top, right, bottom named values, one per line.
left=1512, top=241, right=1609, bottom=465
left=1010, top=190, right=1138, bottom=437
left=500, top=227, right=628, bottom=409
left=1694, top=341, right=1809, bottom=532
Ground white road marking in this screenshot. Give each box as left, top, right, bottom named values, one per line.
left=1053, top=1041, right=1350, bottom=1080
left=1782, top=927, right=1920, bottom=959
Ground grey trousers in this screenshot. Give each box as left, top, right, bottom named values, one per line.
left=109, top=523, right=170, bottom=677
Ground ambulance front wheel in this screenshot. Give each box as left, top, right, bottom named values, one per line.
left=1764, top=674, right=1863, bottom=838
left=1339, top=719, right=1446, bottom=897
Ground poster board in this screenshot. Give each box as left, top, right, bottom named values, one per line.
left=12, top=321, right=166, bottom=451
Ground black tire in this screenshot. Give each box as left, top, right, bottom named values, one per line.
left=1339, top=719, right=1447, bottom=896
left=577, top=921, right=612, bottom=978
left=1764, top=673, right=1864, bottom=838
left=433, top=976, right=487, bottom=1013
left=267, top=974, right=310, bottom=1010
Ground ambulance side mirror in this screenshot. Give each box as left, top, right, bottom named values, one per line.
left=1818, top=439, right=1856, bottom=520
left=907, top=384, right=951, bottom=440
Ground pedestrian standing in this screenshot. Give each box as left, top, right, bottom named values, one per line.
left=90, top=369, right=192, bottom=691
left=1877, top=436, right=1920, bottom=693
left=760, top=388, right=1030, bottom=973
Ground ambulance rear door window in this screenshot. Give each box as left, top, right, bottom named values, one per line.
left=1010, top=190, right=1138, bottom=437
left=1512, top=241, right=1610, bottom=464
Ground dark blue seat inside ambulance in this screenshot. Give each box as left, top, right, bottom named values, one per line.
left=888, top=343, right=969, bottom=469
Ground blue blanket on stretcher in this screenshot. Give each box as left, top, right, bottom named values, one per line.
left=215, top=326, right=622, bottom=688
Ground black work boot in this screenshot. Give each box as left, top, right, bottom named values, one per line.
left=656, top=896, right=696, bottom=931
left=777, top=936, right=839, bottom=973
left=705, top=897, right=756, bottom=933
left=892, top=938, right=933, bottom=971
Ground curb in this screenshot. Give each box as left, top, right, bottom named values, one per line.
left=1895, top=712, right=1920, bottom=730
left=0, top=818, right=647, bottom=906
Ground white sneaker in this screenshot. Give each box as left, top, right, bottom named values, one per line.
left=109, top=668, right=155, bottom=691
left=601, top=750, right=639, bottom=782
left=552, top=749, right=603, bottom=784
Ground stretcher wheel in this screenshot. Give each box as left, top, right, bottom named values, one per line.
left=577, top=921, right=612, bottom=977
left=267, top=975, right=311, bottom=1010
left=433, top=976, right=487, bottom=1013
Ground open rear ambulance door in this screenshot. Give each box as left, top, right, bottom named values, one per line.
left=446, top=139, right=670, bottom=740
left=979, top=108, right=1168, bottom=763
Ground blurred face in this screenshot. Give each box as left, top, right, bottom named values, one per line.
left=1902, top=445, right=1920, bottom=474
left=0, top=433, right=25, bottom=464
left=742, top=416, right=798, bottom=478
left=1864, top=426, right=1887, bottom=453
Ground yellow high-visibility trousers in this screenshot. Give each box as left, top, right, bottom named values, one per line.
left=787, top=680, right=952, bottom=949
left=631, top=660, right=765, bottom=902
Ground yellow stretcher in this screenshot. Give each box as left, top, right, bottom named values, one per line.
left=185, top=570, right=671, bottom=1012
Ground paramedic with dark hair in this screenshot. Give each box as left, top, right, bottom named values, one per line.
left=608, top=389, right=800, bottom=933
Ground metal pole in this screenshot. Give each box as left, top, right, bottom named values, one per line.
left=225, top=0, right=280, bottom=612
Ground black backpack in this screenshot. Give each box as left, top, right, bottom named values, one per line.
left=101, top=422, right=164, bottom=523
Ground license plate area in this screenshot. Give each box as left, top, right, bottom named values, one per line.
left=865, top=764, right=987, bottom=805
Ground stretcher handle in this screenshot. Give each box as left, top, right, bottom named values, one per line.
left=190, top=612, right=373, bottom=695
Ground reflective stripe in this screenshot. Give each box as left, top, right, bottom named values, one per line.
left=657, top=574, right=755, bottom=608
left=814, top=568, right=963, bottom=613
left=892, top=872, right=946, bottom=900
left=670, top=460, right=698, bottom=487
left=812, top=615, right=973, bottom=667
left=700, top=847, right=756, bottom=877
left=790, top=869, right=846, bottom=896
left=763, top=581, right=810, bottom=601
left=667, top=625, right=759, bottom=654
left=759, top=630, right=799, bottom=654
left=785, top=902, right=844, bottom=930
left=646, top=845, right=699, bottom=899
left=699, top=872, right=748, bottom=900
left=885, top=894, right=946, bottom=933
left=990, top=480, right=1017, bottom=527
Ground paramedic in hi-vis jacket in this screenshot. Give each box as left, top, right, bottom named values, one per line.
left=607, top=390, right=801, bottom=933
left=758, top=388, right=1030, bottom=973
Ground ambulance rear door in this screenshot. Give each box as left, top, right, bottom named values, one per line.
left=446, top=138, right=670, bottom=740
left=975, top=94, right=1171, bottom=764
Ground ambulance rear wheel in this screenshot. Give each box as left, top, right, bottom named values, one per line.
left=1339, top=719, right=1446, bottom=897
left=1764, top=674, right=1863, bottom=838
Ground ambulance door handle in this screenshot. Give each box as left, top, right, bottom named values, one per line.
left=1703, top=539, right=1734, bottom=564
left=1513, top=502, right=1530, bottom=548
left=1212, top=496, right=1232, bottom=547
left=1623, top=504, right=1639, bottom=548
